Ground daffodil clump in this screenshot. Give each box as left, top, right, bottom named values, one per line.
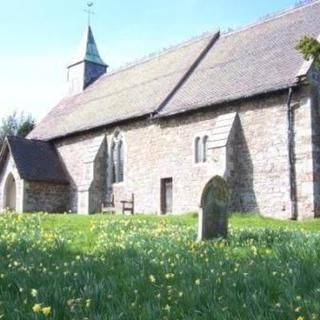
left=0, top=213, right=319, bottom=319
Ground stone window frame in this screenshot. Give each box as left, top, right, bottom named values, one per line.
left=0, top=154, right=22, bottom=212
left=194, top=136, right=201, bottom=163
left=193, top=133, right=210, bottom=165
left=110, top=129, right=126, bottom=184
left=2, top=172, right=16, bottom=211
left=202, top=135, right=209, bottom=163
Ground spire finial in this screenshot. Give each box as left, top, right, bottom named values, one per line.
left=84, top=2, right=95, bottom=26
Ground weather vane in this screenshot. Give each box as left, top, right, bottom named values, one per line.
left=84, top=2, right=95, bottom=26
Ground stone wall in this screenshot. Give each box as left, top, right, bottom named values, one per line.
left=311, top=85, right=320, bottom=218
left=298, top=71, right=320, bottom=219
left=54, top=88, right=317, bottom=218
left=294, top=91, right=314, bottom=219
left=0, top=86, right=312, bottom=218
left=108, top=91, right=296, bottom=218
left=0, top=153, right=69, bottom=213
left=89, top=139, right=107, bottom=213
left=235, top=93, right=293, bottom=219
left=24, top=181, right=69, bottom=213
left=55, top=134, right=107, bottom=213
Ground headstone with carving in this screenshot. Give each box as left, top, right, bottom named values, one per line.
left=198, top=176, right=229, bottom=240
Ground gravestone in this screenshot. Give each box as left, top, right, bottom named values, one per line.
left=198, top=176, right=229, bottom=240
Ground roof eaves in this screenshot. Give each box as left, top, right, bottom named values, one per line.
left=0, top=138, right=9, bottom=176
left=3, top=136, right=26, bottom=180
left=0, top=137, right=8, bottom=162
left=48, top=80, right=304, bottom=141
left=49, top=112, right=150, bottom=142
left=156, top=82, right=302, bottom=119
left=4, top=136, right=69, bottom=184
left=23, top=176, right=69, bottom=185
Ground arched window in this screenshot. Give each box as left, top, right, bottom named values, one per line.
left=195, top=137, right=201, bottom=163
left=4, top=173, right=16, bottom=211
left=110, top=131, right=124, bottom=183
left=111, top=141, right=118, bottom=183
left=118, top=140, right=124, bottom=182
left=203, top=135, right=208, bottom=162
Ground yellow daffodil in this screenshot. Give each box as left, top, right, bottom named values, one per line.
left=32, top=303, right=42, bottom=313
left=42, top=306, right=51, bottom=317
left=31, top=289, right=38, bottom=297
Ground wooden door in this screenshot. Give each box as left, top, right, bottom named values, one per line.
left=161, top=178, right=173, bottom=214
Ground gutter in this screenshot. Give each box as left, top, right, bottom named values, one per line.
left=287, top=87, right=298, bottom=220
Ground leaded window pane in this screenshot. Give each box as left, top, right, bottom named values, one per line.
left=203, top=135, right=208, bottom=162
left=112, top=142, right=118, bottom=183
left=118, top=140, right=124, bottom=182
left=195, top=137, right=201, bottom=163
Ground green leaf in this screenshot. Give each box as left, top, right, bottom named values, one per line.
left=296, top=35, right=320, bottom=69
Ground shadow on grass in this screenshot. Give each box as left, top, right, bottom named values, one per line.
left=1, top=225, right=320, bottom=319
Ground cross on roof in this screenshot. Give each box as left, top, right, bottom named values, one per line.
left=84, top=2, right=95, bottom=26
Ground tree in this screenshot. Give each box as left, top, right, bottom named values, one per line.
left=0, top=111, right=35, bottom=150
left=296, top=35, right=320, bottom=69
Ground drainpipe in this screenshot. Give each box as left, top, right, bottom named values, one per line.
left=287, top=87, right=298, bottom=220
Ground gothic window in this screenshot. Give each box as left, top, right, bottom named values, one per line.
left=194, top=134, right=209, bottom=163
left=195, top=137, right=201, bottom=163
left=202, top=135, right=208, bottom=162
left=111, top=141, right=118, bottom=183
left=118, top=140, right=124, bottom=182
left=111, top=131, right=124, bottom=183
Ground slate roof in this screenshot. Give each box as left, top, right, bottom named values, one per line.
left=159, top=1, right=320, bottom=116
left=29, top=0, right=320, bottom=141
left=69, top=26, right=107, bottom=67
left=29, top=33, right=215, bottom=140
left=0, top=136, right=69, bottom=184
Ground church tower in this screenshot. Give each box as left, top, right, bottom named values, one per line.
left=67, top=25, right=108, bottom=96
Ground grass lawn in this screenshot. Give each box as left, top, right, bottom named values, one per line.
left=0, top=213, right=320, bottom=319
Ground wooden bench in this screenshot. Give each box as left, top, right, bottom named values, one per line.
left=121, top=193, right=134, bottom=215
left=101, top=194, right=116, bottom=214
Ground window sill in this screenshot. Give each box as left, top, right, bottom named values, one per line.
left=194, top=161, right=207, bottom=165
left=112, top=181, right=125, bottom=186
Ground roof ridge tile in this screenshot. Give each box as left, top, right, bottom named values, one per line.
left=221, top=0, right=320, bottom=38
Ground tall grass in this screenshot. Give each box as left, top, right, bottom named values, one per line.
left=0, top=213, right=319, bottom=319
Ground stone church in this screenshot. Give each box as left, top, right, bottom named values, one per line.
left=1, top=1, right=320, bottom=219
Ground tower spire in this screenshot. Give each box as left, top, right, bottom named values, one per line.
left=71, top=25, right=107, bottom=66
left=67, top=4, right=108, bottom=96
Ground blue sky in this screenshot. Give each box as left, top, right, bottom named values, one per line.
left=0, top=0, right=298, bottom=121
